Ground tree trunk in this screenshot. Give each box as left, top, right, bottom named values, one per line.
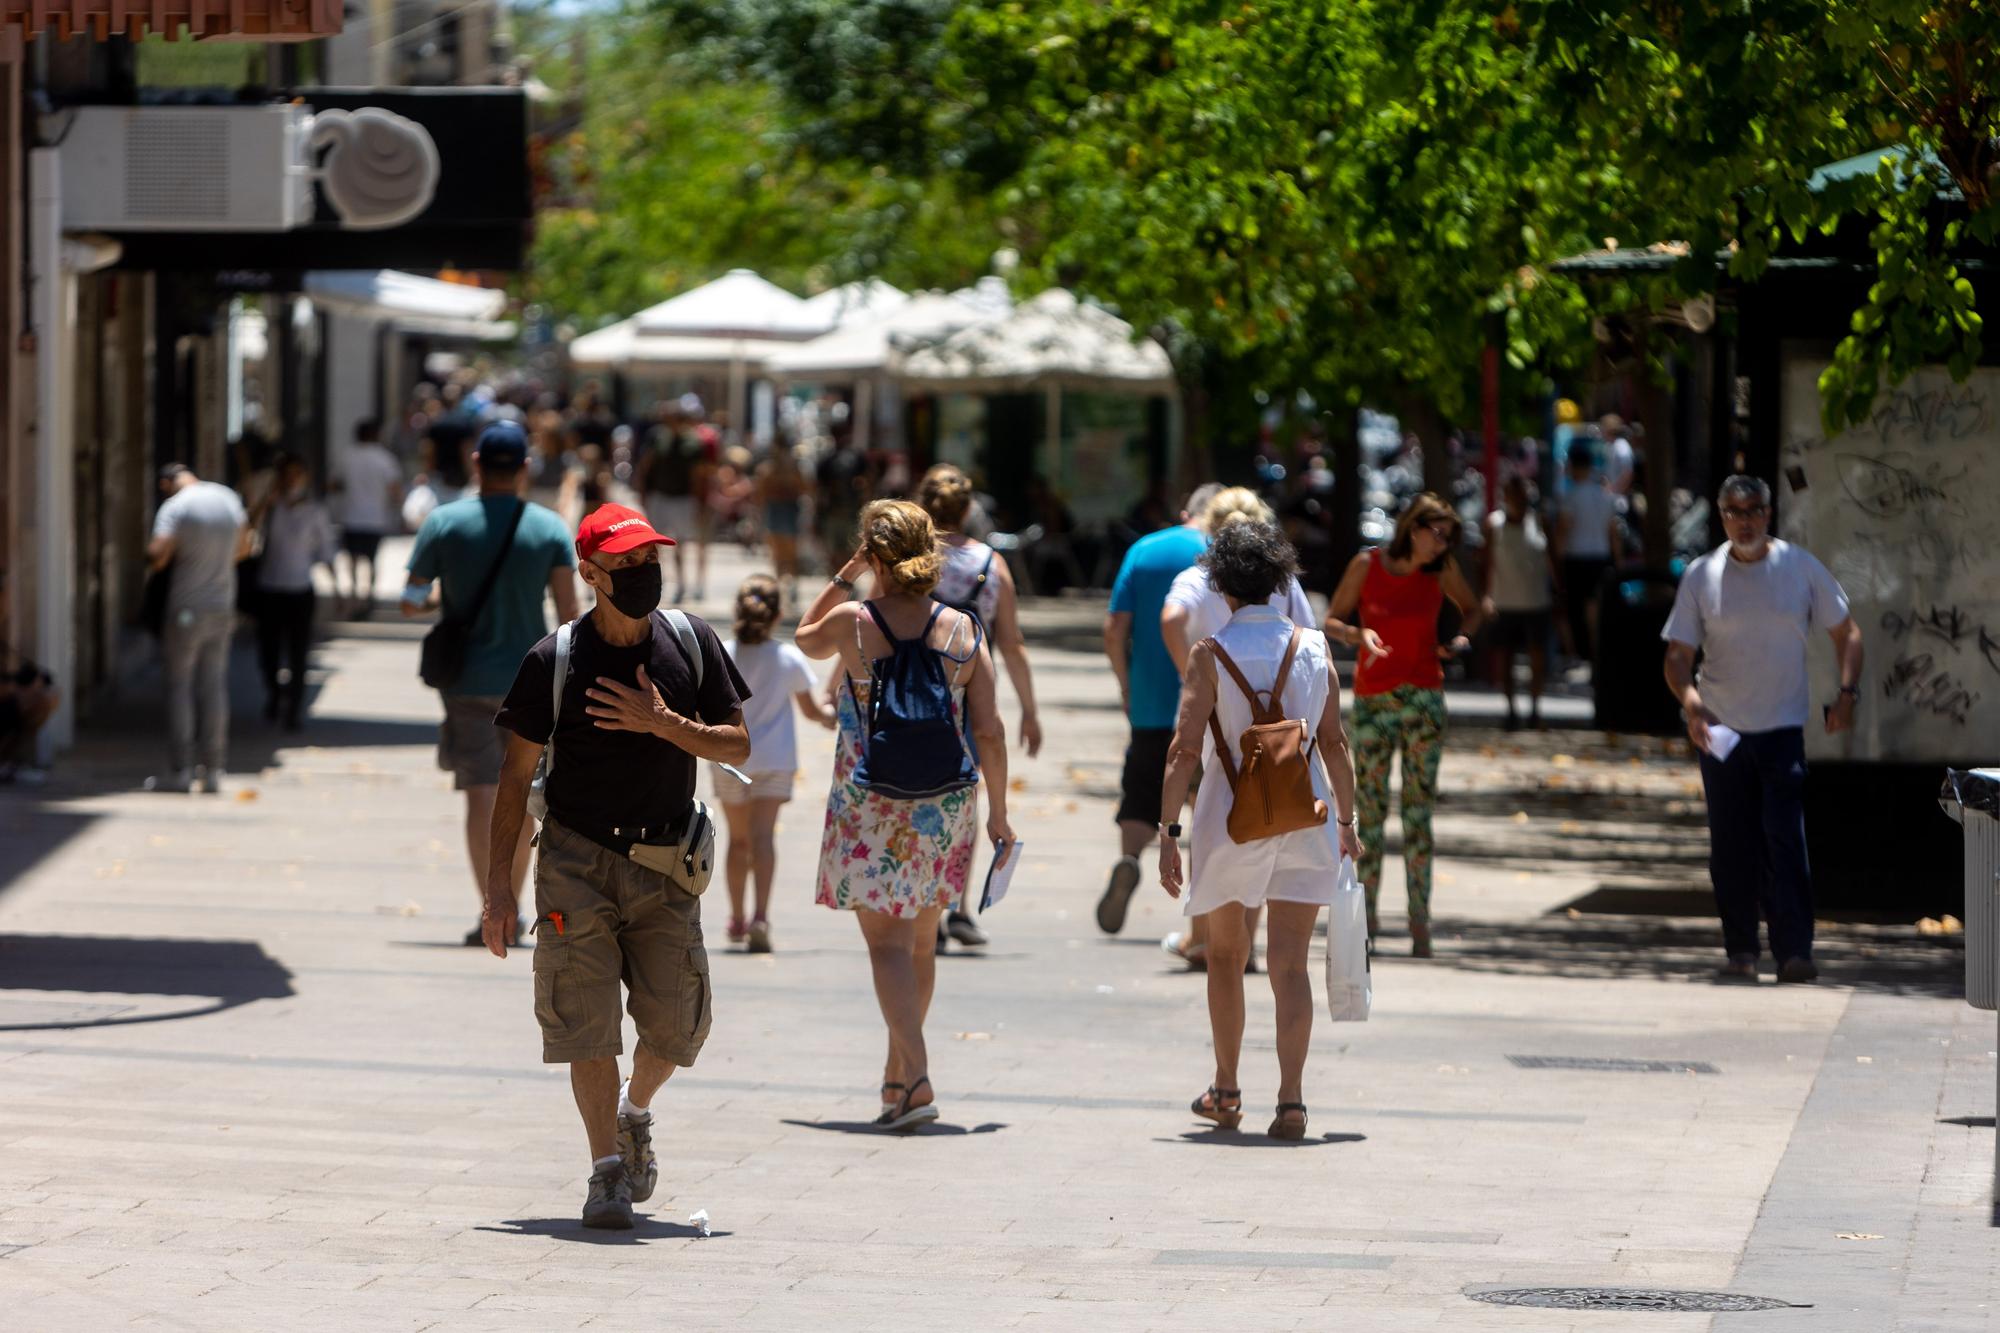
left=1399, top=394, right=1453, bottom=500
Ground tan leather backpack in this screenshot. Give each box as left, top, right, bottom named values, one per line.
left=1205, top=626, right=1328, bottom=844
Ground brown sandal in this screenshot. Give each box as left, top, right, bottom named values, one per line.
left=1268, top=1102, right=1308, bottom=1140
left=1191, top=1085, right=1243, bottom=1130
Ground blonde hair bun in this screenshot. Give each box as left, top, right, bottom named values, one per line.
left=860, top=499, right=942, bottom=596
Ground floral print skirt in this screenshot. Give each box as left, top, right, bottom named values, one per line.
left=816, top=687, right=978, bottom=916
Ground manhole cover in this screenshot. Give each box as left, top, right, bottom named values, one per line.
left=1469, top=1287, right=1799, bottom=1312
left=1508, top=1055, right=1719, bottom=1074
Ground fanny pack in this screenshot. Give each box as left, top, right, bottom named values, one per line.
left=623, top=800, right=716, bottom=897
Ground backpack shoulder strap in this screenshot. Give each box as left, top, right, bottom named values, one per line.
left=662, top=609, right=703, bottom=691
left=1194, top=641, right=1242, bottom=790
left=1265, top=626, right=1306, bottom=722
left=543, top=619, right=577, bottom=783
left=974, top=549, right=994, bottom=587
left=861, top=599, right=903, bottom=649
left=1209, top=638, right=1265, bottom=712
left=458, top=498, right=528, bottom=626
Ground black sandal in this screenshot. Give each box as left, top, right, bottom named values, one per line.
left=877, top=1075, right=940, bottom=1132
left=1191, top=1085, right=1243, bottom=1130
left=1268, top=1102, right=1308, bottom=1140
left=879, top=1081, right=905, bottom=1113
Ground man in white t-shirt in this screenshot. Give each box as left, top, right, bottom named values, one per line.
left=1599, top=414, right=1636, bottom=494
left=334, top=419, right=405, bottom=618
left=1553, top=444, right=1619, bottom=665
left=1661, top=475, right=1864, bottom=985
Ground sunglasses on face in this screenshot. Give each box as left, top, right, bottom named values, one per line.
left=1720, top=505, right=1768, bottom=520
left=1418, top=520, right=1455, bottom=538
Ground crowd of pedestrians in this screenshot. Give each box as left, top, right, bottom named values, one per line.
left=94, top=364, right=1876, bottom=1231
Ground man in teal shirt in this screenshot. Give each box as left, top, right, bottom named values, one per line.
left=405, top=421, right=579, bottom=944
left=1097, top=483, right=1218, bottom=936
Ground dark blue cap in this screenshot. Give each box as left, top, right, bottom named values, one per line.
left=475, top=420, right=530, bottom=468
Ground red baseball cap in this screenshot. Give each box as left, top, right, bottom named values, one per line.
left=576, top=503, right=676, bottom=562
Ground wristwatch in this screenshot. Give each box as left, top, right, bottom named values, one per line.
left=830, top=573, right=855, bottom=591
left=1161, top=822, right=1183, bottom=839
left=1837, top=684, right=1860, bottom=698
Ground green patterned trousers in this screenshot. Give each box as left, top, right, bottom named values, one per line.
left=1352, top=685, right=1447, bottom=927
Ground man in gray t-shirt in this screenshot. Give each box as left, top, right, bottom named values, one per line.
left=148, top=465, right=248, bottom=791
left=1661, top=475, right=1864, bottom=984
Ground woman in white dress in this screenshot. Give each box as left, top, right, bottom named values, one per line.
left=1158, top=521, right=1361, bottom=1139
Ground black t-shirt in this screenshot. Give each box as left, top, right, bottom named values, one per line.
left=496, top=612, right=750, bottom=846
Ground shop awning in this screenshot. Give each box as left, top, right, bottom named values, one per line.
left=304, top=269, right=513, bottom=340
left=630, top=268, right=826, bottom=340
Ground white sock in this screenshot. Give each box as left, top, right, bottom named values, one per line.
left=592, top=1154, right=622, bottom=1174
left=618, top=1079, right=651, bottom=1121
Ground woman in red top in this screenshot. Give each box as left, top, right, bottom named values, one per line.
left=1324, top=493, right=1483, bottom=956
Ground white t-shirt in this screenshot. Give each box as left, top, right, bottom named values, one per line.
left=1486, top=510, right=1551, bottom=612
left=1605, top=436, right=1635, bottom=491
left=1559, top=481, right=1617, bottom=560
left=1164, top=564, right=1314, bottom=646
left=724, top=637, right=818, bottom=775
left=1661, top=540, right=1851, bottom=733
left=339, top=443, right=404, bottom=533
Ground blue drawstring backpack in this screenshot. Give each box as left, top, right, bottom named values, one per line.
left=850, top=602, right=981, bottom=799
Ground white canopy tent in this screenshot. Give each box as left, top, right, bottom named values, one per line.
left=765, top=290, right=997, bottom=452
left=571, top=270, right=837, bottom=442
left=801, top=279, right=907, bottom=328
left=900, top=289, right=1178, bottom=525
left=897, top=288, right=1173, bottom=393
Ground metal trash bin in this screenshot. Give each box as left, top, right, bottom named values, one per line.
left=1938, top=769, right=2000, bottom=1010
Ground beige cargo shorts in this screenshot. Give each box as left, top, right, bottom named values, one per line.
left=530, top=818, right=713, bottom=1066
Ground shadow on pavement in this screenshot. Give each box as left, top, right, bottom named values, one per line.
left=0, top=933, right=295, bottom=1031
left=1157, top=1130, right=1366, bottom=1147
left=778, top=1118, right=1007, bottom=1137
left=1417, top=916, right=1963, bottom=998
left=476, top=1217, right=729, bottom=1244
left=1940, top=1115, right=1996, bottom=1129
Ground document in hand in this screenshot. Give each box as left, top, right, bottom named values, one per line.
left=979, top=839, right=1022, bottom=912
left=1706, top=724, right=1741, bottom=762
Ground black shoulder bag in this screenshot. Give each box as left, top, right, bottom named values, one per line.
left=419, top=499, right=528, bottom=690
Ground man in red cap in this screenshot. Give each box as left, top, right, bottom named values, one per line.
left=490, top=503, right=751, bottom=1229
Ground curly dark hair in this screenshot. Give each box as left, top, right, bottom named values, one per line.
left=1199, top=520, right=1297, bottom=606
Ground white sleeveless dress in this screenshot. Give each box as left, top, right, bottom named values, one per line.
left=1186, top=605, right=1346, bottom=915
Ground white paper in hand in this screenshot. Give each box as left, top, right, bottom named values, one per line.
left=979, top=839, right=1022, bottom=911
left=1706, top=724, right=1741, bottom=762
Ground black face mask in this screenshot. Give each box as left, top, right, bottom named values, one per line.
left=598, top=560, right=663, bottom=619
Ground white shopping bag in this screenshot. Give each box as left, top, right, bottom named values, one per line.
left=1325, top=857, right=1371, bottom=1022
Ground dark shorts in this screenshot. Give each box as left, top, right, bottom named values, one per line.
left=1116, top=727, right=1174, bottom=827
left=532, top=819, right=713, bottom=1066
left=437, top=693, right=507, bottom=789
left=1492, top=609, right=1553, bottom=653
left=340, top=530, right=384, bottom=560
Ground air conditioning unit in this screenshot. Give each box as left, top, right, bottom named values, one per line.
left=59, top=106, right=315, bottom=232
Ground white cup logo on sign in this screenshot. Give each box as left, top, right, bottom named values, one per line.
left=310, top=108, right=442, bottom=231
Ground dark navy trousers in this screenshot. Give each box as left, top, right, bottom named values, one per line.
left=1697, top=726, right=1814, bottom=962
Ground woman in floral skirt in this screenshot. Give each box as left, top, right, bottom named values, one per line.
left=796, top=499, right=1014, bottom=1129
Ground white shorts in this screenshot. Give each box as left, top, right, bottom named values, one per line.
left=645, top=495, right=699, bottom=545
left=710, top=766, right=795, bottom=807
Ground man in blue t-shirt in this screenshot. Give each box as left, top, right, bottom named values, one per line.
left=404, top=421, right=580, bottom=944
left=1096, top=483, right=1220, bottom=935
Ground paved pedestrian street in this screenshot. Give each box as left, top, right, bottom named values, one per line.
left=0, top=571, right=1993, bottom=1331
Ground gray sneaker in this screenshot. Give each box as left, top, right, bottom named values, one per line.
left=617, top=1112, right=657, bottom=1203
left=582, top=1161, right=634, bottom=1230
left=198, top=767, right=225, bottom=795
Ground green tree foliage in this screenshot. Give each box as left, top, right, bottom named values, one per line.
left=1526, top=0, right=1998, bottom=428
left=669, top=0, right=1605, bottom=427
left=522, top=5, right=1000, bottom=328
